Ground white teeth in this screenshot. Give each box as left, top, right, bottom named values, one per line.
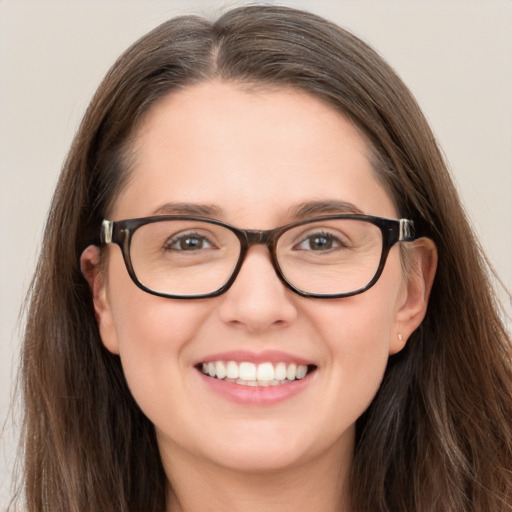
left=296, top=365, right=307, bottom=379
left=275, top=362, right=287, bottom=381
left=215, top=361, right=227, bottom=379
left=256, top=362, right=274, bottom=381
left=286, top=363, right=297, bottom=381
left=226, top=361, right=239, bottom=379
left=239, top=362, right=256, bottom=381
left=235, top=379, right=280, bottom=387
left=200, top=360, right=310, bottom=385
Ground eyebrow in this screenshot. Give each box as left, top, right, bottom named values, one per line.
left=286, top=200, right=364, bottom=219
left=152, top=202, right=223, bottom=217
left=151, top=199, right=363, bottom=220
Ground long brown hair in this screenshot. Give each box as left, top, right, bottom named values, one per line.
left=15, top=6, right=512, bottom=511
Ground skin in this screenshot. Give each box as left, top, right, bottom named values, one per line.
left=82, top=82, right=437, bottom=512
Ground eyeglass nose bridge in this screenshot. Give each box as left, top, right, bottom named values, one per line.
left=230, top=228, right=284, bottom=286
left=239, top=228, right=284, bottom=261
left=243, top=229, right=274, bottom=246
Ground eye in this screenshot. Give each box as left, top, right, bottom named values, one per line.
left=295, top=231, right=345, bottom=251
left=164, top=232, right=215, bottom=251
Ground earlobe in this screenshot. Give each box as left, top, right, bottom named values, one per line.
left=80, top=245, right=120, bottom=354
left=390, top=237, right=438, bottom=354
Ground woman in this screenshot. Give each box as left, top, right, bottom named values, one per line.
left=16, top=5, right=512, bottom=512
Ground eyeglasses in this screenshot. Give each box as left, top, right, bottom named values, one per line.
left=100, top=214, right=416, bottom=299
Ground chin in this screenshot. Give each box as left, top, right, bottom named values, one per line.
left=186, top=420, right=350, bottom=475
left=206, top=442, right=309, bottom=474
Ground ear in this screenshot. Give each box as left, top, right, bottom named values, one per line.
left=80, top=245, right=120, bottom=354
left=390, top=237, right=437, bottom=354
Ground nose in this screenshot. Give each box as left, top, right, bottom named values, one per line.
left=217, top=246, right=298, bottom=333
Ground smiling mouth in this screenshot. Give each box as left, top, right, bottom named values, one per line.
left=197, top=361, right=316, bottom=387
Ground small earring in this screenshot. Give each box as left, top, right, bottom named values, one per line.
left=398, top=333, right=403, bottom=341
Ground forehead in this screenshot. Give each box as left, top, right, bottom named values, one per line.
left=113, top=81, right=397, bottom=224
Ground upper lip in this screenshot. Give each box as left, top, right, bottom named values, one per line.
left=195, top=350, right=314, bottom=366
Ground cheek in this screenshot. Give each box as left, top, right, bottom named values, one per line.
left=313, top=282, right=399, bottom=359
left=309, top=261, right=404, bottom=413
left=316, top=294, right=394, bottom=377
left=104, top=258, right=212, bottom=410
left=106, top=250, right=210, bottom=348
left=314, top=302, right=392, bottom=435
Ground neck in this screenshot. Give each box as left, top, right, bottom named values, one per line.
left=162, top=440, right=353, bottom=512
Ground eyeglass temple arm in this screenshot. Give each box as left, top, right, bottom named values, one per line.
left=399, top=219, right=415, bottom=241
left=101, top=220, right=114, bottom=245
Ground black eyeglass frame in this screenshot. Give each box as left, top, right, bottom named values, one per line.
left=100, top=214, right=416, bottom=300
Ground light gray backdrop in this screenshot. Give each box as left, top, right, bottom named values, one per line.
left=1, top=0, right=511, bottom=507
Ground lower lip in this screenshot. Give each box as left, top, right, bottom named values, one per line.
left=198, top=371, right=314, bottom=406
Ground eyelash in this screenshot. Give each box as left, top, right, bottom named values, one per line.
left=295, top=231, right=347, bottom=251
left=164, top=232, right=214, bottom=251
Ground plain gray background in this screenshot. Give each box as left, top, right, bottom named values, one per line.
left=1, top=0, right=511, bottom=507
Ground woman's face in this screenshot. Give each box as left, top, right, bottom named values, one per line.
left=85, top=82, right=431, bottom=477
